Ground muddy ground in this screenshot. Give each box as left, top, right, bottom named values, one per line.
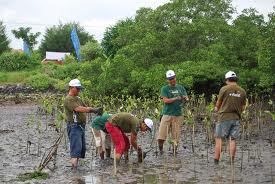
left=0, top=102, right=274, bottom=184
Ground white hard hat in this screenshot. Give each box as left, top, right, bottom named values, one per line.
left=144, top=118, right=153, bottom=131
left=166, top=70, right=176, bottom=79
left=225, top=71, right=237, bottom=79
left=69, top=79, right=84, bottom=89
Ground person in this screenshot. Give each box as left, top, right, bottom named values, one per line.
left=91, top=115, right=112, bottom=160
left=64, top=79, right=102, bottom=169
left=214, top=71, right=246, bottom=164
left=91, top=112, right=153, bottom=163
left=157, top=70, right=188, bottom=154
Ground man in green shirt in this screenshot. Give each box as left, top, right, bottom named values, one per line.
left=214, top=71, right=246, bottom=164
left=64, top=79, right=102, bottom=169
left=91, top=112, right=153, bottom=163
left=157, top=70, right=188, bottom=154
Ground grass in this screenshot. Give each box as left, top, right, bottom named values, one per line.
left=16, top=171, right=49, bottom=182
left=0, top=69, right=41, bottom=85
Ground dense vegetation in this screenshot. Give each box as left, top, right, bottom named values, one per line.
left=0, top=0, right=274, bottom=98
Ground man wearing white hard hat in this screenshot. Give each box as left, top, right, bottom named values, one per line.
left=214, top=71, right=246, bottom=164
left=64, top=79, right=103, bottom=169
left=91, top=112, right=153, bottom=164
left=157, top=70, right=189, bottom=154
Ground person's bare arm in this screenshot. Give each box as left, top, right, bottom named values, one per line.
left=162, top=96, right=181, bottom=104
left=130, top=131, right=139, bottom=150
left=215, top=99, right=222, bottom=112
left=74, top=106, right=92, bottom=113
left=74, top=106, right=102, bottom=113
left=215, top=88, right=224, bottom=112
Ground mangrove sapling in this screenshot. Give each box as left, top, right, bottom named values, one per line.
left=36, top=119, right=42, bottom=157
left=113, top=148, right=117, bottom=176
left=141, top=132, right=144, bottom=164
left=26, top=113, right=35, bottom=155
left=38, top=131, right=64, bottom=171
left=165, top=125, right=169, bottom=173
left=229, top=136, right=235, bottom=183
left=241, top=123, right=245, bottom=172
left=192, top=121, right=195, bottom=153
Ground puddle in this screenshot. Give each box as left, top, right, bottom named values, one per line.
left=84, top=175, right=104, bottom=184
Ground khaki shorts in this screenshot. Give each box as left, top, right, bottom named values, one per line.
left=92, top=128, right=111, bottom=151
left=157, top=115, right=184, bottom=143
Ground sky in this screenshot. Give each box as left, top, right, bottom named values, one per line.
left=0, top=0, right=274, bottom=49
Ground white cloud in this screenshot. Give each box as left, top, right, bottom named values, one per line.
left=1, top=0, right=274, bottom=49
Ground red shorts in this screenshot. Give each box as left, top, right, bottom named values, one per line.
left=105, top=122, right=130, bottom=155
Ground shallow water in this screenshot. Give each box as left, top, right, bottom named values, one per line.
left=0, top=103, right=274, bottom=184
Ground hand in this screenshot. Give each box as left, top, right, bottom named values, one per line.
left=95, top=107, right=103, bottom=115
left=214, top=106, right=219, bottom=112
left=174, top=96, right=182, bottom=101
left=90, top=107, right=103, bottom=115
left=182, top=96, right=189, bottom=101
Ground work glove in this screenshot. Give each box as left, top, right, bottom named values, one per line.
left=90, top=107, right=103, bottom=115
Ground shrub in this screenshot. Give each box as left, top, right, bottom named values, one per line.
left=81, top=41, right=105, bottom=61
left=26, top=73, right=57, bottom=90
left=0, top=51, right=40, bottom=71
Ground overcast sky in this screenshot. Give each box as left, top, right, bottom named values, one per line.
left=0, top=0, right=274, bottom=49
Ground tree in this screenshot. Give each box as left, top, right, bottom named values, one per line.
left=39, top=22, right=96, bottom=57
left=101, top=19, right=134, bottom=58
left=12, top=27, right=40, bottom=50
left=81, top=41, right=105, bottom=61
left=0, top=21, right=10, bottom=54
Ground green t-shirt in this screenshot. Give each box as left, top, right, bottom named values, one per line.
left=161, top=84, right=187, bottom=116
left=218, top=84, right=246, bottom=122
left=110, top=112, right=139, bottom=133
left=64, top=95, right=86, bottom=124
left=91, top=113, right=111, bottom=133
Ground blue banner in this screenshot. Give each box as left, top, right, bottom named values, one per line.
left=23, top=41, right=31, bottom=56
left=70, top=27, right=81, bottom=61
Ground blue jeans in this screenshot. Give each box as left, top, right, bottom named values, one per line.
left=67, top=123, right=86, bottom=158
left=215, top=120, right=240, bottom=140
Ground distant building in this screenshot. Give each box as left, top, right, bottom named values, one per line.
left=41, top=51, right=70, bottom=64
left=11, top=49, right=23, bottom=53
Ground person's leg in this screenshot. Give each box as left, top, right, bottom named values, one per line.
left=171, top=115, right=184, bottom=153
left=67, top=123, right=83, bottom=168
left=80, top=125, right=86, bottom=159
left=229, top=120, right=240, bottom=161
left=214, top=121, right=231, bottom=163
left=105, top=134, right=112, bottom=158
left=214, top=138, right=222, bottom=161
left=121, top=132, right=130, bottom=161
left=229, top=139, right=236, bottom=160
left=157, top=115, right=171, bottom=154
left=105, top=122, right=126, bottom=162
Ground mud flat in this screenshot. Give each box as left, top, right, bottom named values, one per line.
left=0, top=103, right=274, bottom=184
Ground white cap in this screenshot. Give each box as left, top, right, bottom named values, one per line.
left=225, top=71, right=237, bottom=79
left=166, top=70, right=176, bottom=79
left=69, top=79, right=84, bottom=89
left=144, top=118, right=153, bottom=131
